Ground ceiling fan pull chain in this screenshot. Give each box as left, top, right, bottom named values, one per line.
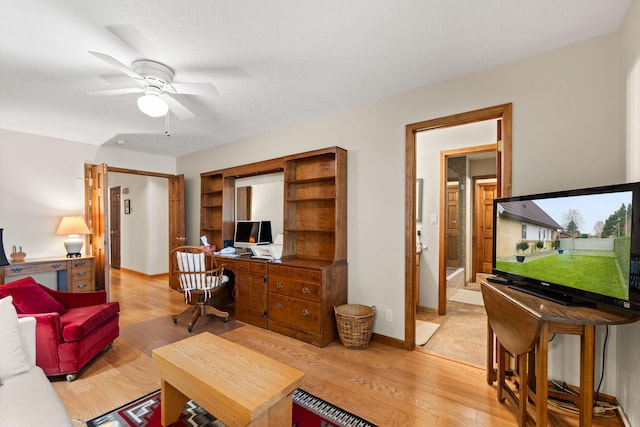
left=165, top=112, right=171, bottom=137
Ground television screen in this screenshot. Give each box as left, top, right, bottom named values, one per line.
left=234, top=220, right=273, bottom=248
left=492, top=182, right=640, bottom=312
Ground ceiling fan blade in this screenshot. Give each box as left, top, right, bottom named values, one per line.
left=164, top=96, right=195, bottom=120
left=89, top=51, right=142, bottom=79
left=170, top=81, right=219, bottom=96
left=105, top=24, right=158, bottom=58
left=87, top=87, right=144, bottom=96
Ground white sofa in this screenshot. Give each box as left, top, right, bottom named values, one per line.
left=0, top=316, right=73, bottom=427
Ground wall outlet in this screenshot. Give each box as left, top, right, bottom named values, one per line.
left=385, top=308, right=393, bottom=322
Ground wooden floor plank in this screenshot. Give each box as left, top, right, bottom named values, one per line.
left=49, top=268, right=620, bottom=426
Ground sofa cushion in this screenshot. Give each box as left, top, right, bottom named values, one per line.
left=0, top=279, right=67, bottom=315
left=0, top=296, right=31, bottom=381
left=0, top=365, right=73, bottom=426
left=60, top=302, right=120, bottom=342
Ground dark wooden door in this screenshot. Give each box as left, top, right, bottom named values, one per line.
left=168, top=174, right=185, bottom=289
left=446, top=183, right=460, bottom=267
left=109, top=187, right=121, bottom=269
left=474, top=180, right=497, bottom=280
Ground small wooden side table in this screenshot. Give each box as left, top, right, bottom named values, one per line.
left=481, top=281, right=639, bottom=427
left=152, top=332, right=305, bottom=427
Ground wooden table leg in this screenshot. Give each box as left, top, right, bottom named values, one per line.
left=160, top=379, right=189, bottom=427
left=497, top=342, right=506, bottom=402
left=536, top=324, right=549, bottom=427
left=487, top=320, right=497, bottom=384
left=580, top=325, right=595, bottom=427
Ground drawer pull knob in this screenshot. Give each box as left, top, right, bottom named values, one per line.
left=276, top=282, right=283, bottom=289
left=275, top=303, right=284, bottom=309
left=301, top=309, right=311, bottom=317
left=51, top=263, right=62, bottom=268
left=11, top=267, right=23, bottom=273
left=77, top=272, right=87, bottom=276
left=301, top=287, right=310, bottom=294
left=78, top=284, right=86, bottom=289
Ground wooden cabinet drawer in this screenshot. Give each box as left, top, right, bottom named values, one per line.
left=71, top=259, right=92, bottom=270
left=268, top=278, right=320, bottom=302
left=4, top=261, right=67, bottom=276
left=268, top=293, right=320, bottom=334
left=69, top=281, right=93, bottom=292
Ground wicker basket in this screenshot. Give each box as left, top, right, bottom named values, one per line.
left=334, top=304, right=375, bottom=349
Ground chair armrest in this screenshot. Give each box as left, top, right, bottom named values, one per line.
left=17, top=317, right=37, bottom=367
left=18, top=312, right=63, bottom=345
left=43, top=287, right=107, bottom=308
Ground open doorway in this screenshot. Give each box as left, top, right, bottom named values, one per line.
left=404, top=104, right=512, bottom=351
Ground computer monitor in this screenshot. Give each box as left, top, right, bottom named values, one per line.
left=234, top=220, right=273, bottom=248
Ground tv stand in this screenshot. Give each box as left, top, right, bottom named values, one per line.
left=481, top=280, right=640, bottom=427
left=507, top=283, right=595, bottom=307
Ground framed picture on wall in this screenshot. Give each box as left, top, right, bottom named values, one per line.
left=124, top=199, right=131, bottom=214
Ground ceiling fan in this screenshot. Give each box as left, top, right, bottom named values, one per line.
left=88, top=51, right=219, bottom=119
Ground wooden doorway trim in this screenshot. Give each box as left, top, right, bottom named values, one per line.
left=438, top=145, right=496, bottom=316
left=405, top=103, right=512, bottom=350
left=84, top=164, right=185, bottom=298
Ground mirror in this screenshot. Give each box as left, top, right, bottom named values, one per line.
left=235, top=173, right=284, bottom=238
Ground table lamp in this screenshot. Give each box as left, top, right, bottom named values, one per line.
left=56, top=216, right=91, bottom=258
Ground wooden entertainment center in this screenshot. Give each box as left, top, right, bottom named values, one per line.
left=201, top=147, right=347, bottom=347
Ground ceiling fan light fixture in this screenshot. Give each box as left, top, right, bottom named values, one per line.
left=137, top=92, right=168, bottom=117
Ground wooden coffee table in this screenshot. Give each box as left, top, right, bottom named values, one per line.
left=152, top=332, right=305, bottom=427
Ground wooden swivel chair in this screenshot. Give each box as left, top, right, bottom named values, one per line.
left=170, top=246, right=232, bottom=332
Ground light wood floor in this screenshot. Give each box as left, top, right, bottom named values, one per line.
left=51, top=269, right=618, bottom=426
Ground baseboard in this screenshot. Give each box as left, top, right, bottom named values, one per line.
left=117, top=267, right=168, bottom=279
left=416, top=305, right=437, bottom=314
left=371, top=332, right=404, bottom=349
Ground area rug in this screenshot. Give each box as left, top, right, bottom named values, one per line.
left=119, top=312, right=243, bottom=357
left=86, top=388, right=377, bottom=427
left=416, top=320, right=440, bottom=346
left=448, top=289, right=484, bottom=306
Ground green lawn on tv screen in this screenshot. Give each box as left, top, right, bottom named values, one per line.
left=496, top=254, right=627, bottom=299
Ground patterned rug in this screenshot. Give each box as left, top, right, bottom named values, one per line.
left=86, top=388, right=376, bottom=427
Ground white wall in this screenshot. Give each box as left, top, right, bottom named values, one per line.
left=108, top=173, right=169, bottom=275
left=0, top=129, right=175, bottom=269
left=178, top=33, right=623, bottom=345
left=618, top=0, right=640, bottom=424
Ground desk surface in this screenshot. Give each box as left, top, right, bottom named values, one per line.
left=482, top=281, right=640, bottom=326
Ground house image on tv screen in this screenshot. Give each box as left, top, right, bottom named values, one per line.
left=495, top=200, right=562, bottom=259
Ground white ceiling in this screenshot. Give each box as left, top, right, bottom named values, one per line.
left=0, top=0, right=631, bottom=158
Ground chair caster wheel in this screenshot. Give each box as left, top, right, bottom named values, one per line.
left=188, top=325, right=193, bottom=333
left=172, top=317, right=177, bottom=324
left=223, top=317, right=229, bottom=323
left=66, top=374, right=77, bottom=382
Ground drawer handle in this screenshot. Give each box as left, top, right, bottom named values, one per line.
left=77, top=271, right=87, bottom=276
left=276, top=282, right=283, bottom=289
left=51, top=263, right=62, bottom=268
left=77, top=284, right=87, bottom=289
left=301, top=309, right=311, bottom=317
left=275, top=303, right=284, bottom=309
left=11, top=267, right=23, bottom=273
left=76, top=261, right=86, bottom=267
left=301, top=287, right=310, bottom=294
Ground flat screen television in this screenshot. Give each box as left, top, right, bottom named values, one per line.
left=491, top=182, right=640, bottom=313
left=234, top=220, right=273, bottom=248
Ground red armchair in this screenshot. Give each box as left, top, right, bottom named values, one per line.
left=0, top=276, right=119, bottom=381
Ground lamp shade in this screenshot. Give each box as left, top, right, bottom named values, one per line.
left=56, top=216, right=91, bottom=257
left=56, top=216, right=91, bottom=235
